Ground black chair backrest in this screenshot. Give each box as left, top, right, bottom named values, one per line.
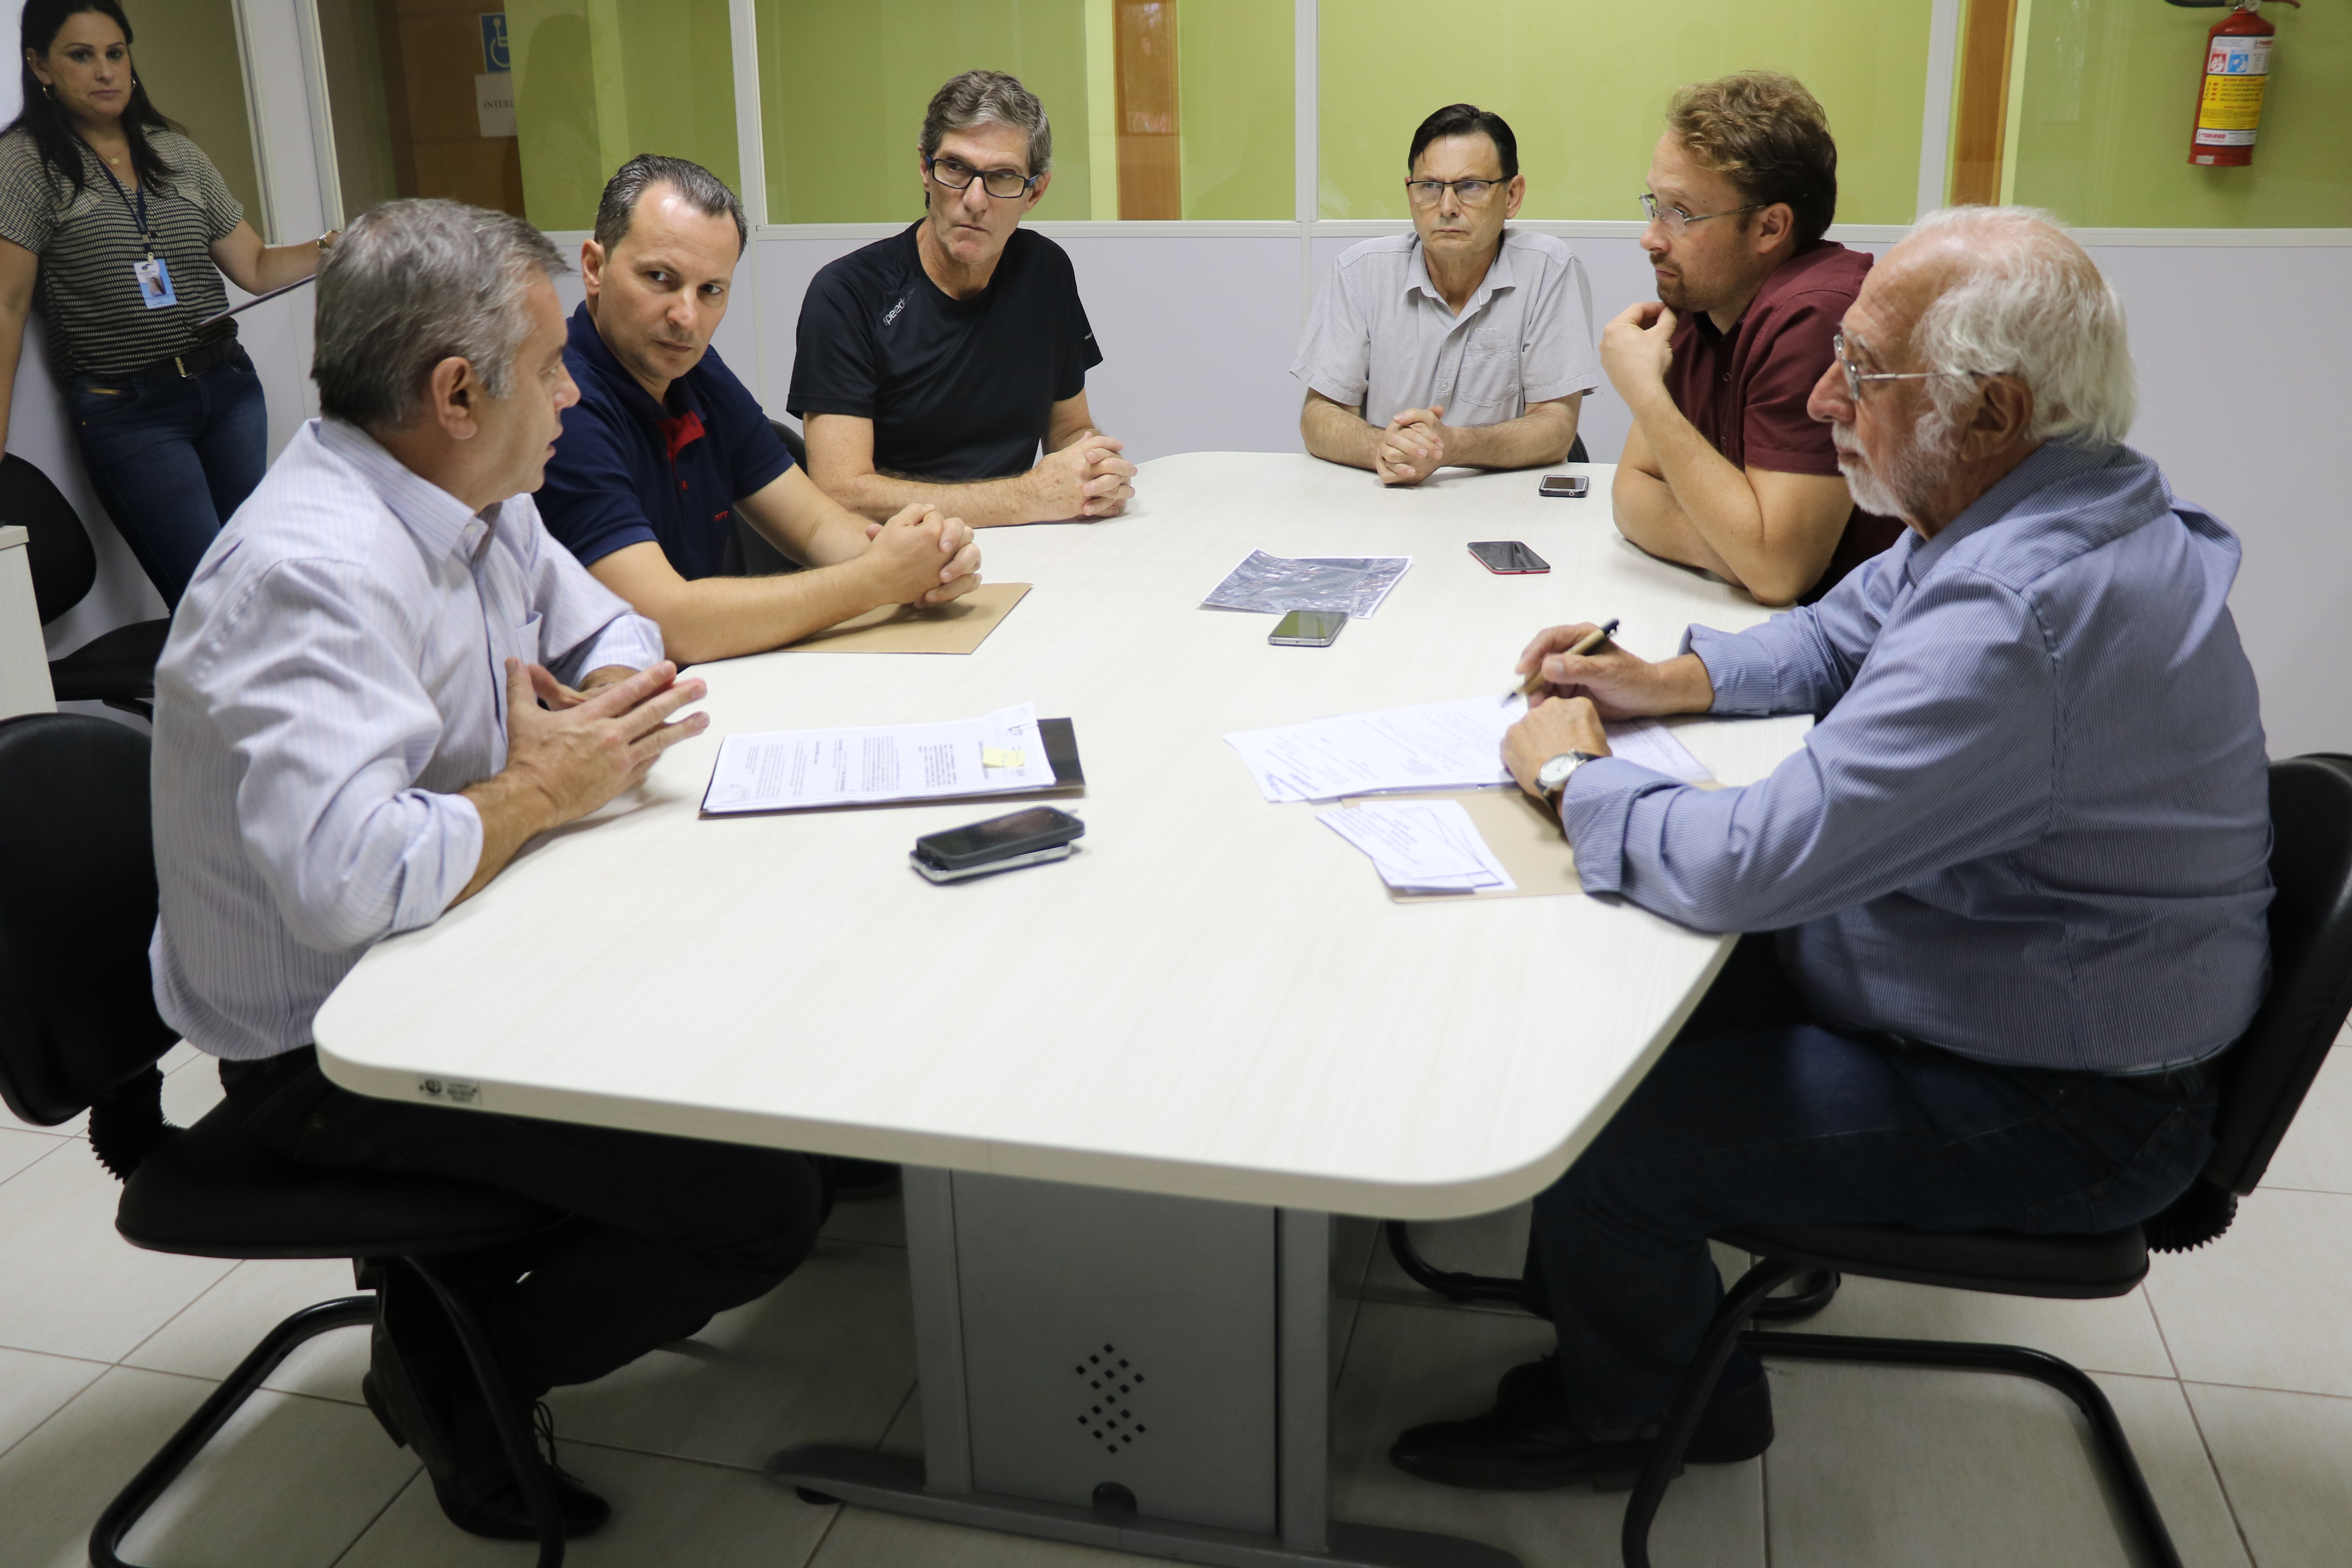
left=2203, top=754, right=2352, bottom=1195
left=770, top=417, right=808, bottom=470
left=1567, top=433, right=1588, bottom=465
left=0, top=452, right=96, bottom=625
left=0, top=714, right=177, bottom=1125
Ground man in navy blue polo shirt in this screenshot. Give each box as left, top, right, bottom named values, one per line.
left=539, top=155, right=981, bottom=664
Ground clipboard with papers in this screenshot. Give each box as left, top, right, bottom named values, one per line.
left=701, top=702, right=1085, bottom=816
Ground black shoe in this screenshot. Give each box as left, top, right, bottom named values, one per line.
left=1392, top=1363, right=1773, bottom=1492
left=363, top=1276, right=612, bottom=1540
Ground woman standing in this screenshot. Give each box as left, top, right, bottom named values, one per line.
left=0, top=0, right=332, bottom=607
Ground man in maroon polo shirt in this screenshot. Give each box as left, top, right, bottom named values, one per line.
left=1605, top=72, right=1902, bottom=606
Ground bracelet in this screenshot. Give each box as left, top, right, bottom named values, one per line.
left=316, top=229, right=340, bottom=253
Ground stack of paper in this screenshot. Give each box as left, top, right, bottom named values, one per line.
left=702, top=702, right=1058, bottom=813
left=1224, top=695, right=1711, bottom=804
left=1318, top=800, right=1517, bottom=893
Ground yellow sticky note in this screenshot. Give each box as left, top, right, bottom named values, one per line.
left=982, top=746, right=1025, bottom=770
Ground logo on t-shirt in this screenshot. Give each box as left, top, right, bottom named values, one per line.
left=882, top=296, right=907, bottom=328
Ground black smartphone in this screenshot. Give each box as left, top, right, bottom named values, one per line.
left=1468, top=540, right=1550, bottom=575
left=1539, top=474, right=1590, bottom=498
left=1269, top=610, right=1347, bottom=646
left=912, top=807, right=1085, bottom=882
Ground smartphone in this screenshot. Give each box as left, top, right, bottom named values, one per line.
left=1468, top=540, right=1550, bottom=575
left=1539, top=474, right=1590, bottom=498
left=1269, top=610, right=1347, bottom=646
left=912, top=806, right=1085, bottom=882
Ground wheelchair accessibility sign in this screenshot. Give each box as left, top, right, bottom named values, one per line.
left=480, top=12, right=509, bottom=74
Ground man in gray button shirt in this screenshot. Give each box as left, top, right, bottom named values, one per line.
left=1293, top=104, right=1599, bottom=486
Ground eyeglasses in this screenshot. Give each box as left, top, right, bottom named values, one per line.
left=1829, top=330, right=1975, bottom=403
left=1405, top=177, right=1506, bottom=207
left=926, top=155, right=1039, bottom=200
left=1638, top=192, right=1764, bottom=233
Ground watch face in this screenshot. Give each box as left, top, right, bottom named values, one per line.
left=1537, top=754, right=1579, bottom=790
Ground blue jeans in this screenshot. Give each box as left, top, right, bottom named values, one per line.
left=71, top=346, right=269, bottom=608
left=1522, top=934, right=2219, bottom=1438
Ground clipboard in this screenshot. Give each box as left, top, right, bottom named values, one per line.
left=701, top=717, right=1085, bottom=817
left=784, top=582, right=1030, bottom=654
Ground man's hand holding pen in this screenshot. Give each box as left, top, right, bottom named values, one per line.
left=1501, top=621, right=1721, bottom=797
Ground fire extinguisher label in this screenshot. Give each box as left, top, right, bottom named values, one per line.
left=2196, top=36, right=2272, bottom=146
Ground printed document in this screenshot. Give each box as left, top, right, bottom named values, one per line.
left=1319, top=800, right=1517, bottom=893
left=704, top=702, right=1056, bottom=813
left=1225, top=695, right=1711, bottom=804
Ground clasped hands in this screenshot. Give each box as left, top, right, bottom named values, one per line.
left=1036, top=430, right=1138, bottom=520
left=861, top=503, right=982, bottom=606
left=1375, top=403, right=1451, bottom=486
left=1500, top=624, right=1716, bottom=799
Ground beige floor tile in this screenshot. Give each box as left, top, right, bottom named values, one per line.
left=809, top=1506, right=1166, bottom=1568
left=2183, top=1381, right=2352, bottom=1568
left=1761, top=1360, right=2246, bottom=1568
left=2142, top=1186, right=2352, bottom=1396
left=877, top=1383, right=921, bottom=1458
left=0, top=1365, right=417, bottom=1568
left=2259, top=1044, right=2352, bottom=1196
left=0, top=1129, right=67, bottom=1185
left=160, top=1051, right=225, bottom=1127
left=546, top=1235, right=917, bottom=1469
left=1329, top=1301, right=1765, bottom=1568
left=123, top=1258, right=373, bottom=1403
left=821, top=1190, right=907, bottom=1248
left=341, top=1447, right=835, bottom=1568
left=0, top=1100, right=79, bottom=1139
left=0, top=1347, right=106, bottom=1458
left=0, top=1140, right=235, bottom=1362
left=1780, top=1273, right=2176, bottom=1377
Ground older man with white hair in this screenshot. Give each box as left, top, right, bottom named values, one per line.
left=153, top=199, right=827, bottom=1543
left=1388, top=208, right=2273, bottom=1490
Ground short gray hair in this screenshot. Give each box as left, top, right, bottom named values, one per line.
left=1905, top=206, right=2136, bottom=449
left=920, top=69, right=1051, bottom=175
left=313, top=200, right=567, bottom=430
left=594, top=153, right=746, bottom=256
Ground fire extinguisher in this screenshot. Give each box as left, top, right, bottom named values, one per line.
left=2185, top=0, right=2299, bottom=168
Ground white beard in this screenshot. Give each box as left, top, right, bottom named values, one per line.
left=1834, top=403, right=1963, bottom=524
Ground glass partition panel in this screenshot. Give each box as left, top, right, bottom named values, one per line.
left=314, top=2, right=739, bottom=232
left=123, top=0, right=265, bottom=234
left=756, top=0, right=1289, bottom=224
left=2011, top=0, right=2351, bottom=228
left=1318, top=0, right=1933, bottom=225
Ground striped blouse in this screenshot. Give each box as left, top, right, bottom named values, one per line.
left=0, top=127, right=242, bottom=378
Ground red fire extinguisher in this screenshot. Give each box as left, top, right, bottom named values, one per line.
left=2188, top=0, right=2298, bottom=168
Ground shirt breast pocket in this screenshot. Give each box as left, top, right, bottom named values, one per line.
left=513, top=611, right=545, bottom=668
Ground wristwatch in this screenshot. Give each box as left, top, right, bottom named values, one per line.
left=1535, top=750, right=1604, bottom=815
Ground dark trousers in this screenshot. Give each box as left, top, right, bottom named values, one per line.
left=1522, top=935, right=2219, bottom=1439
left=220, top=1047, right=825, bottom=1394
left=71, top=348, right=269, bottom=608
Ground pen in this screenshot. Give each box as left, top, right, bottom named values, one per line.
left=1506, top=617, right=1620, bottom=704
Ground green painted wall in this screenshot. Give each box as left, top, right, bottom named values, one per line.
left=1316, top=0, right=1934, bottom=223
left=511, top=0, right=741, bottom=232
left=1176, top=0, right=1292, bottom=220
left=123, top=0, right=264, bottom=236
left=758, top=0, right=1097, bottom=223
left=2013, top=0, right=2350, bottom=227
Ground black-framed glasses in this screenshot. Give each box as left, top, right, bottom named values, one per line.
left=926, top=154, right=1039, bottom=200
left=1638, top=192, right=1764, bottom=233
left=1405, top=176, right=1507, bottom=207
left=1829, top=330, right=1974, bottom=403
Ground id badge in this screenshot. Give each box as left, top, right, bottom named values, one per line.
left=132, top=255, right=176, bottom=309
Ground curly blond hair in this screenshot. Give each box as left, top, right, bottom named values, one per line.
left=1666, top=72, right=1838, bottom=246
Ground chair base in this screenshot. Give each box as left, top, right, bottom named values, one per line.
left=1618, top=1258, right=2181, bottom=1568
left=89, top=1262, right=568, bottom=1568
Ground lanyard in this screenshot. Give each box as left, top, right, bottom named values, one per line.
left=85, top=143, right=151, bottom=257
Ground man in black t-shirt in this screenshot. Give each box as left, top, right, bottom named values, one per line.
left=790, top=70, right=1138, bottom=528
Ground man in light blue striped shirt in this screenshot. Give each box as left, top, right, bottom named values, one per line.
left=151, top=200, right=826, bottom=1544
left=1394, top=209, right=2271, bottom=1491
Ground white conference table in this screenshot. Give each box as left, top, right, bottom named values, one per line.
left=316, top=452, right=1809, bottom=1568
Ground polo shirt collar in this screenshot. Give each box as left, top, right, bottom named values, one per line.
left=1403, top=232, right=1517, bottom=320
left=316, top=417, right=506, bottom=564
left=1907, top=439, right=2117, bottom=581
left=566, top=302, right=701, bottom=428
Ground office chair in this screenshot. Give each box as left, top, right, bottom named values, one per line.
left=0, top=713, right=572, bottom=1568
left=1621, top=753, right=2352, bottom=1568
left=4, top=454, right=173, bottom=719
left=721, top=419, right=811, bottom=579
